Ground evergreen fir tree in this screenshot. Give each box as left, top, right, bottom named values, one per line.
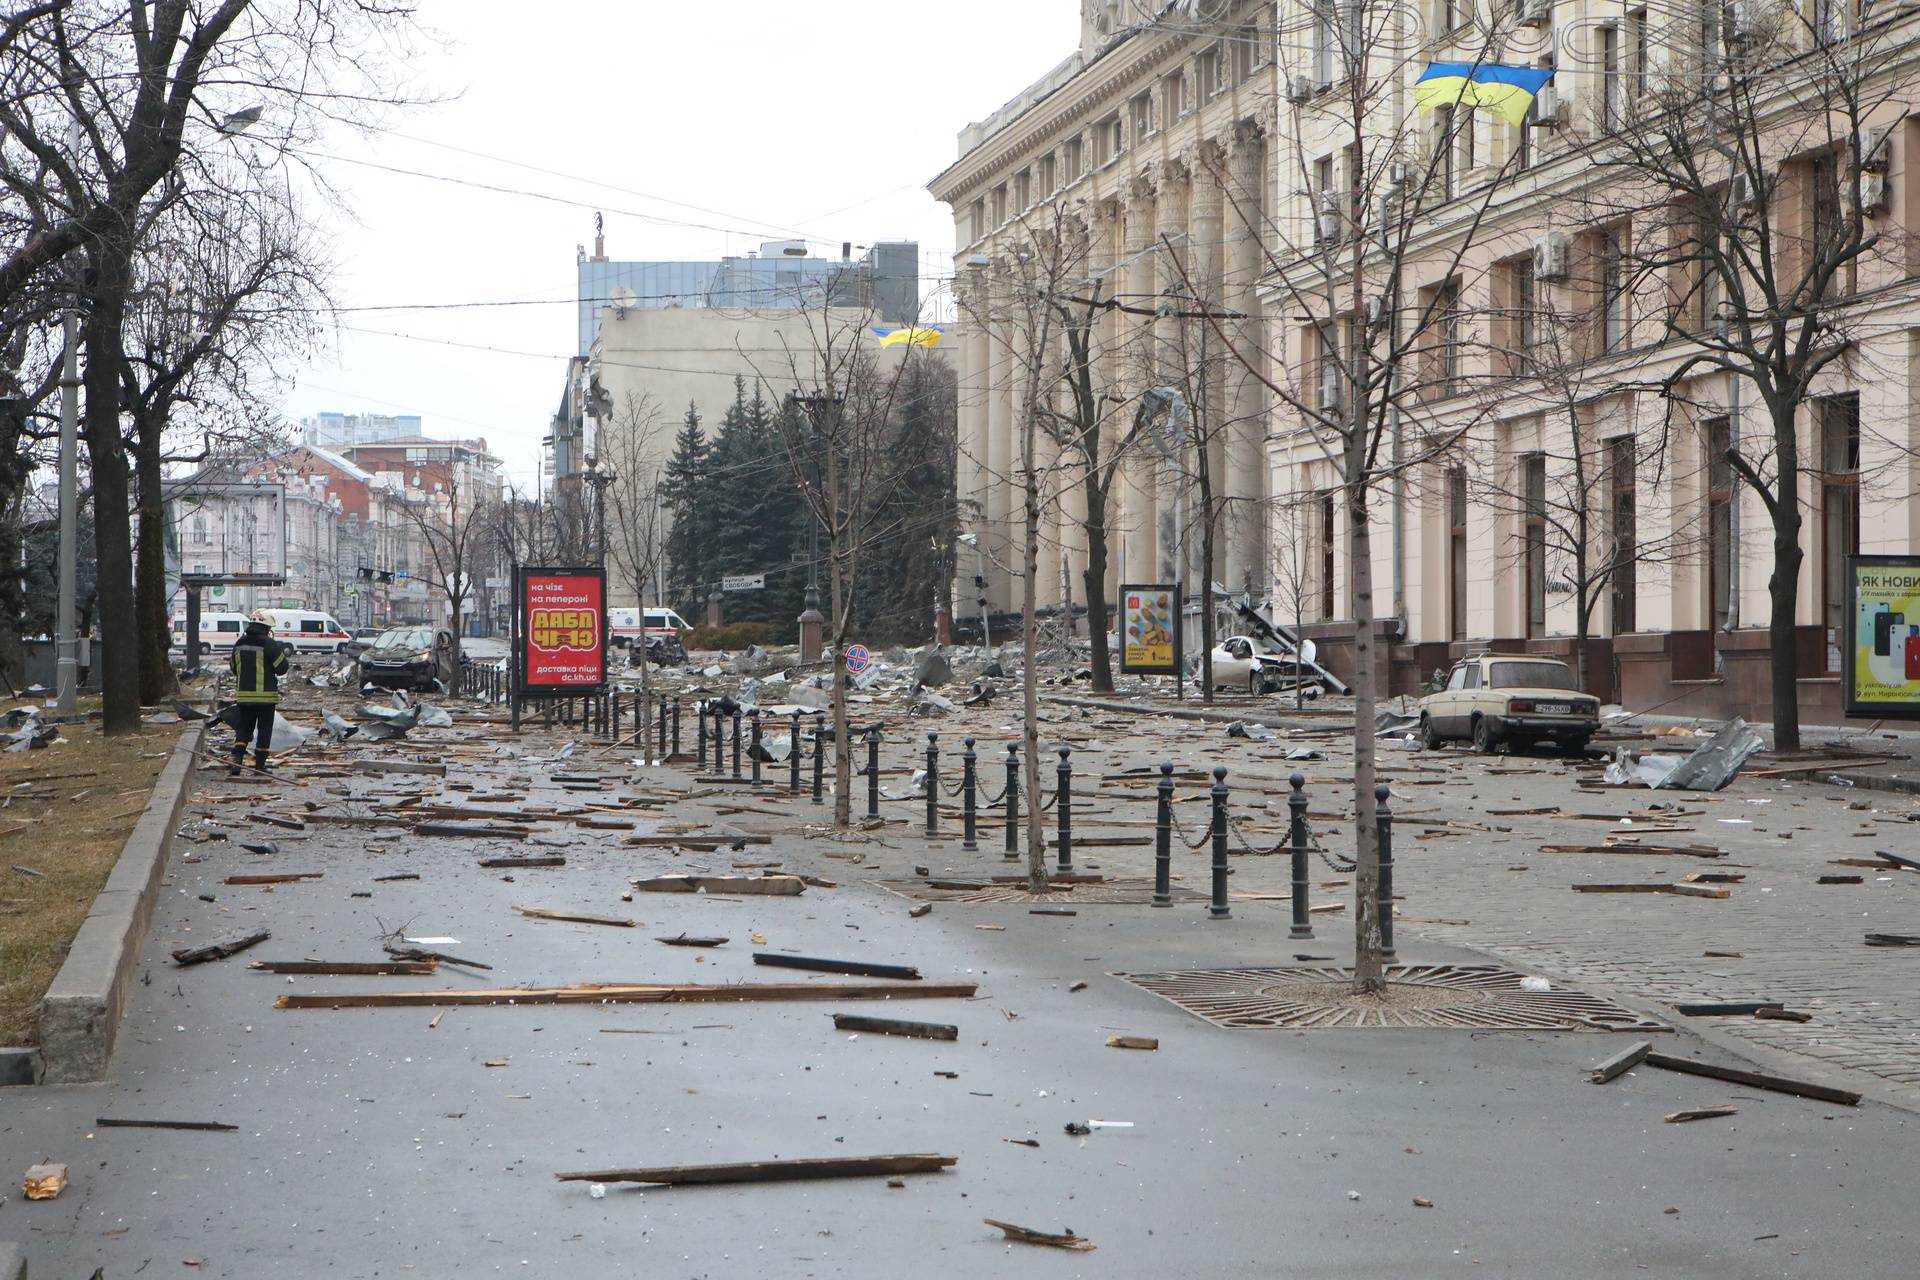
left=660, top=401, right=710, bottom=606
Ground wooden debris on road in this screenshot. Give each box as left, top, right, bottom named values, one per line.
left=353, top=760, right=447, bottom=777
left=1874, top=849, right=1920, bottom=872
left=1865, top=932, right=1920, bottom=947
left=1105, top=1035, right=1159, bottom=1051
left=623, top=834, right=773, bottom=848
left=385, top=945, right=491, bottom=970
left=630, top=873, right=805, bottom=896
left=1571, top=883, right=1730, bottom=899
left=372, top=872, right=421, bottom=882
left=832, top=1013, right=959, bottom=1040
left=171, top=931, right=270, bottom=966
left=1590, top=1041, right=1652, bottom=1084
left=1674, top=1001, right=1781, bottom=1016
left=1817, top=874, right=1864, bottom=884
left=1541, top=843, right=1725, bottom=858
left=1641, top=1052, right=1861, bottom=1106
left=555, top=1152, right=957, bottom=1187
left=656, top=934, right=728, bottom=948
left=416, top=822, right=530, bottom=840
left=480, top=855, right=566, bottom=868
left=276, top=980, right=979, bottom=1009
left=95, top=1118, right=237, bottom=1132
left=908, top=903, right=932, bottom=918
left=983, top=1219, right=1096, bottom=1252
left=1754, top=1007, right=1814, bottom=1023
left=225, top=872, right=322, bottom=886
left=754, top=952, right=920, bottom=980
left=249, top=960, right=436, bottom=976
left=512, top=904, right=634, bottom=928
left=1665, top=1106, right=1738, bottom=1124
left=249, top=813, right=306, bottom=830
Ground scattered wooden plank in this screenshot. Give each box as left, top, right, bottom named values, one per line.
left=479, top=855, right=566, bottom=868
left=277, top=981, right=978, bottom=1010
left=248, top=960, right=437, bottom=976
left=1665, top=883, right=1732, bottom=899
left=1641, top=1051, right=1861, bottom=1106
left=754, top=952, right=920, bottom=980
left=1541, top=844, right=1725, bottom=858
left=1754, top=1007, right=1814, bottom=1023
left=249, top=813, right=306, bottom=830
left=512, top=904, right=634, bottom=928
left=1571, top=883, right=1729, bottom=899
left=1590, top=1040, right=1652, bottom=1084
left=171, top=930, right=270, bottom=966
left=416, top=822, right=530, bottom=840
left=1665, top=1106, right=1738, bottom=1124
left=1105, top=1035, right=1158, bottom=1051
left=94, top=1118, right=237, bottom=1132
left=656, top=935, right=728, bottom=948
left=372, top=872, right=421, bottom=882
left=224, top=872, right=322, bottom=886
left=352, top=760, right=447, bottom=776
left=1744, top=757, right=1897, bottom=777
left=1817, top=874, right=1863, bottom=884
left=1674, top=1001, right=1781, bottom=1016
left=623, top=834, right=773, bottom=848
left=831, top=1013, right=958, bottom=1041
left=1864, top=932, right=1920, bottom=947
left=630, top=874, right=806, bottom=896
left=554, top=1153, right=957, bottom=1186
left=983, top=1219, right=1096, bottom=1252
left=384, top=945, right=492, bottom=970
left=1875, top=849, right=1920, bottom=872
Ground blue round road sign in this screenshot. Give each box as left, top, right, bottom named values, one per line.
left=846, top=644, right=872, bottom=675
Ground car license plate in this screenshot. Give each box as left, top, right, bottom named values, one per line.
left=1535, top=702, right=1570, bottom=714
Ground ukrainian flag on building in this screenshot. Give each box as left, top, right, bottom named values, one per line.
left=1414, top=63, right=1555, bottom=128
left=873, top=325, right=945, bottom=349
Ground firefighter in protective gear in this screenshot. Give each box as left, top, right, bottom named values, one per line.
left=229, top=618, right=290, bottom=775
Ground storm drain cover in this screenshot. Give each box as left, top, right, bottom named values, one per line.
left=876, top=877, right=1206, bottom=905
left=1113, top=963, right=1665, bottom=1031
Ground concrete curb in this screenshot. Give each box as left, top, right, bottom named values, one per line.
left=0, top=1240, right=25, bottom=1280
left=36, top=724, right=203, bottom=1084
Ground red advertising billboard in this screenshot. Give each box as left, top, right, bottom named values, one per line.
left=517, top=566, right=607, bottom=694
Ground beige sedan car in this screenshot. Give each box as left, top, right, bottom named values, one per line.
left=1417, top=654, right=1600, bottom=755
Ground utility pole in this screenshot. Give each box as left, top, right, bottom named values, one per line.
left=55, top=289, right=80, bottom=716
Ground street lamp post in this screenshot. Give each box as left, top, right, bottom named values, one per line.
left=584, top=455, right=613, bottom=568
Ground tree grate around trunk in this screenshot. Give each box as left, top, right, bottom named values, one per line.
left=1112, top=963, right=1666, bottom=1031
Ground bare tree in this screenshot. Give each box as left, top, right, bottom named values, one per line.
left=397, top=473, right=492, bottom=673
left=1594, top=0, right=1910, bottom=749
left=598, top=390, right=671, bottom=750
left=762, top=298, right=919, bottom=827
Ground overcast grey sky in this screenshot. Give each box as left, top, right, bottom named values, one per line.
left=282, top=1, right=1078, bottom=488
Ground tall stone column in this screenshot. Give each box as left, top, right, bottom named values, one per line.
left=1224, top=119, right=1269, bottom=600
left=983, top=266, right=1013, bottom=613
left=1188, top=146, right=1228, bottom=595
left=1154, top=160, right=1192, bottom=589
left=957, top=266, right=989, bottom=614
left=1121, top=175, right=1159, bottom=587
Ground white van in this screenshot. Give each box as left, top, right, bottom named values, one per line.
left=250, top=608, right=352, bottom=654
left=609, top=607, right=690, bottom=649
left=170, top=610, right=253, bottom=655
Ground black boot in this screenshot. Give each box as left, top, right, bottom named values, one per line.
left=252, top=751, right=271, bottom=775
left=229, top=749, right=244, bottom=778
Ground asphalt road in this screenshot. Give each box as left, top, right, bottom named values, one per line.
left=2, top=695, right=1915, bottom=1277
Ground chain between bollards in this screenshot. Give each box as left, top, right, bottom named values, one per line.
left=865, top=728, right=881, bottom=820
left=1288, top=772, right=1313, bottom=939
left=1003, top=743, right=1020, bottom=860
left=924, top=732, right=939, bottom=838
left=1209, top=766, right=1231, bottom=919
left=961, top=737, right=978, bottom=850
left=1152, top=761, right=1174, bottom=908
left=1376, top=782, right=1396, bottom=963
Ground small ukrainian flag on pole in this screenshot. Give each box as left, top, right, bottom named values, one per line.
left=872, top=325, right=945, bottom=349
left=1414, top=62, right=1556, bottom=128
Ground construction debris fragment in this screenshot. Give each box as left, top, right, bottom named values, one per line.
left=276, top=981, right=978, bottom=1009
left=656, top=935, right=728, bottom=948
left=171, top=931, right=270, bottom=966
left=1664, top=1107, right=1738, bottom=1124
left=984, top=1219, right=1096, bottom=1251
left=512, top=904, right=635, bottom=928
left=1105, top=1035, right=1158, bottom=1051
left=23, top=1161, right=68, bottom=1199
left=754, top=952, right=920, bottom=980
left=630, top=873, right=805, bottom=896
left=831, top=1013, right=959, bottom=1041
left=1641, top=1052, right=1861, bottom=1106
left=95, top=1118, right=237, bottom=1132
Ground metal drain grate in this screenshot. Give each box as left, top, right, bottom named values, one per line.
left=875, top=877, right=1207, bottom=905
left=1113, top=963, right=1665, bottom=1031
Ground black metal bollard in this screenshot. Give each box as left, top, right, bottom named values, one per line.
left=612, top=690, right=622, bottom=743
left=1003, top=743, right=1020, bottom=860
left=1209, top=765, right=1231, bottom=920
left=696, top=700, right=709, bottom=762
left=865, top=728, right=881, bottom=820
left=789, top=710, right=803, bottom=793
left=657, top=695, right=668, bottom=760
left=1152, top=761, right=1175, bottom=908
left=712, top=705, right=725, bottom=774
left=1288, top=772, right=1313, bottom=940
left=1055, top=745, right=1073, bottom=875
left=671, top=699, right=682, bottom=759
left=1376, top=782, right=1396, bottom=963
left=924, top=733, right=940, bottom=838
left=750, top=711, right=763, bottom=785
left=731, top=708, right=742, bottom=779
left=961, top=737, right=978, bottom=851
left=811, top=715, right=825, bottom=805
